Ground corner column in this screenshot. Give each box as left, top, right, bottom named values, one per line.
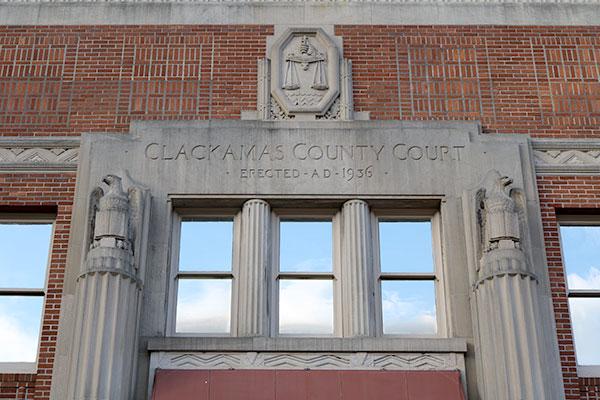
left=473, top=171, right=564, bottom=399
left=340, top=199, right=375, bottom=337
left=236, top=199, right=271, bottom=336
left=67, top=175, right=148, bottom=400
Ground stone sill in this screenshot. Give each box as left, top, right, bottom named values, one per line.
left=146, top=336, right=468, bottom=353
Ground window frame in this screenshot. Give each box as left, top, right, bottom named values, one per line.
left=0, top=213, right=54, bottom=373
left=557, top=215, right=600, bottom=377
left=372, top=210, right=447, bottom=338
left=270, top=208, right=341, bottom=337
left=166, top=208, right=240, bottom=337
left=167, top=199, right=447, bottom=341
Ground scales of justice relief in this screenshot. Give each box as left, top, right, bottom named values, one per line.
left=282, top=36, right=329, bottom=105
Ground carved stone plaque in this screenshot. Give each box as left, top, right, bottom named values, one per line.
left=270, top=28, right=340, bottom=117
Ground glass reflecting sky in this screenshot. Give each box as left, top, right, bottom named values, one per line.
left=279, top=279, right=333, bottom=335
left=0, top=223, right=52, bottom=288
left=179, top=221, right=233, bottom=272
left=560, top=226, right=600, bottom=290
left=569, top=298, right=600, bottom=365
left=176, top=279, right=231, bottom=334
left=0, top=296, right=43, bottom=362
left=379, top=221, right=433, bottom=273
left=381, top=280, right=437, bottom=335
left=280, top=221, right=332, bottom=272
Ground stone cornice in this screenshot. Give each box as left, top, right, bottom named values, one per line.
left=0, top=137, right=79, bottom=172
left=2, top=0, right=599, bottom=3
left=147, top=336, right=468, bottom=353
left=0, top=2, right=599, bottom=26
left=532, top=139, right=600, bottom=176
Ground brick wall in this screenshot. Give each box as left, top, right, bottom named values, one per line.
left=538, top=176, right=600, bottom=400
left=0, top=25, right=598, bottom=137
left=581, top=378, right=600, bottom=400
left=0, top=173, right=75, bottom=400
left=0, top=24, right=599, bottom=399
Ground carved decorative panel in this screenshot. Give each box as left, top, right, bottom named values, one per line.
left=532, top=140, right=600, bottom=175
left=150, top=351, right=464, bottom=371
left=270, top=28, right=339, bottom=116
left=0, top=138, right=79, bottom=171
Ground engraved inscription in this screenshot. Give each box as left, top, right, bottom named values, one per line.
left=143, top=141, right=465, bottom=181
left=145, top=143, right=464, bottom=163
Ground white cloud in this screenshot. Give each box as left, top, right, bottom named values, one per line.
left=176, top=282, right=231, bottom=334
left=382, top=290, right=436, bottom=335
left=570, top=297, right=600, bottom=365
left=279, top=280, right=333, bottom=334
left=0, top=312, right=38, bottom=362
left=567, top=267, right=600, bottom=290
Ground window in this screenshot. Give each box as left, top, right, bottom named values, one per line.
left=0, top=218, right=53, bottom=372
left=169, top=201, right=444, bottom=339
left=376, top=219, right=439, bottom=336
left=172, top=219, right=235, bottom=335
left=559, top=221, right=600, bottom=373
left=275, top=219, right=336, bottom=335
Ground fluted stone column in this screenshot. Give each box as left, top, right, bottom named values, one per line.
left=474, top=171, right=563, bottom=400
left=67, top=175, right=147, bottom=400
left=237, top=199, right=271, bottom=336
left=340, top=199, right=375, bottom=337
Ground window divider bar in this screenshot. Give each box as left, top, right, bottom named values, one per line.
left=379, top=272, right=436, bottom=281
left=278, top=272, right=335, bottom=280
left=568, top=289, right=600, bottom=298
left=177, top=271, right=234, bottom=279
left=0, top=288, right=45, bottom=296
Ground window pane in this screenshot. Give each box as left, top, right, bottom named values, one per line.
left=279, top=279, right=333, bottom=335
left=175, top=279, right=231, bottom=334
left=280, top=221, right=332, bottom=272
left=0, top=296, right=43, bottom=362
left=569, top=298, right=600, bottom=365
left=382, top=280, right=437, bottom=335
left=379, top=221, right=433, bottom=273
left=0, top=223, right=52, bottom=289
left=179, top=221, right=233, bottom=272
left=560, top=226, right=600, bottom=290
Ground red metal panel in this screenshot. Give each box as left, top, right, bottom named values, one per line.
left=152, top=369, right=465, bottom=400
left=340, top=371, right=410, bottom=400
left=405, top=371, right=465, bottom=399
left=152, top=369, right=209, bottom=400
left=210, top=370, right=276, bottom=400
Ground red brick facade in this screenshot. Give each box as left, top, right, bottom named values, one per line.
left=0, top=24, right=598, bottom=399
left=538, top=176, right=600, bottom=400
left=0, top=173, right=75, bottom=400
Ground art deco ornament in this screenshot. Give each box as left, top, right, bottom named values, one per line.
left=67, top=172, right=150, bottom=400
left=271, top=28, right=339, bottom=116
left=245, top=27, right=368, bottom=121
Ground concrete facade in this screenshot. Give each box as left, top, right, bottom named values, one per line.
left=46, top=119, right=561, bottom=399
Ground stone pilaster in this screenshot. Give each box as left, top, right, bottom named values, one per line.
left=340, top=59, right=354, bottom=121
left=474, top=171, right=563, bottom=399
left=340, top=199, right=375, bottom=337
left=67, top=175, right=147, bottom=400
left=237, top=199, right=271, bottom=336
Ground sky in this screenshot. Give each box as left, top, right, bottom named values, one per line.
left=0, top=223, right=51, bottom=363
left=6, top=220, right=596, bottom=365
left=175, top=220, right=436, bottom=336
left=559, top=226, right=600, bottom=365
